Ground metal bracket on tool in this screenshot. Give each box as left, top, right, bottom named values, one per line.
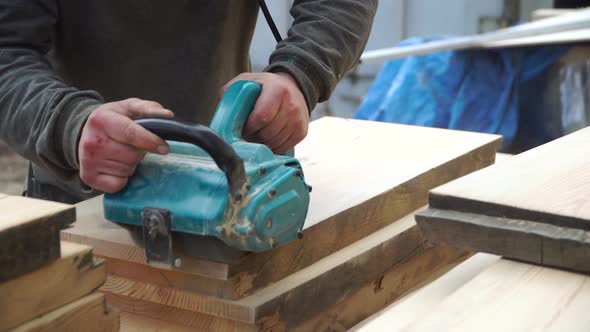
left=141, top=207, right=175, bottom=268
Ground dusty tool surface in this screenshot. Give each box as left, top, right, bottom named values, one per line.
left=64, top=117, right=501, bottom=300
left=417, top=126, right=590, bottom=272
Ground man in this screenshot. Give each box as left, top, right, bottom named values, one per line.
left=0, top=1, right=378, bottom=204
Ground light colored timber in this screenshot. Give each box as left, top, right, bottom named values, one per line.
left=10, top=293, right=119, bottom=332
left=429, top=125, right=590, bottom=226
left=0, top=195, right=75, bottom=282
left=402, top=259, right=590, bottom=332
left=0, top=241, right=106, bottom=330
left=64, top=117, right=501, bottom=299
left=350, top=253, right=500, bottom=332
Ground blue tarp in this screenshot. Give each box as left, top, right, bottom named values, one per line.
left=354, top=36, right=571, bottom=151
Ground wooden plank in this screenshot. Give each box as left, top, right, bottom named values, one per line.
left=417, top=209, right=590, bottom=272
left=350, top=253, right=500, bottom=332
left=293, top=245, right=470, bottom=332
left=98, top=211, right=468, bottom=330
left=360, top=7, right=590, bottom=63
left=120, top=312, right=217, bottom=332
left=0, top=241, right=106, bottom=330
left=63, top=117, right=501, bottom=299
left=402, top=259, right=590, bottom=332
left=417, top=126, right=590, bottom=272
left=0, top=195, right=75, bottom=282
left=11, top=293, right=119, bottom=332
left=351, top=154, right=512, bottom=332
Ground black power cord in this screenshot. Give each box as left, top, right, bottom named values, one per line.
left=258, top=0, right=283, bottom=43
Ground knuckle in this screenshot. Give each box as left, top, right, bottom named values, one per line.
left=285, top=100, right=299, bottom=116
left=124, top=97, right=142, bottom=104
left=123, top=123, right=137, bottom=143
left=87, top=111, right=104, bottom=127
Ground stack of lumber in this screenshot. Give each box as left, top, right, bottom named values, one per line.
left=0, top=194, right=119, bottom=332
left=364, top=115, right=590, bottom=331
left=417, top=125, right=590, bottom=273
left=62, top=117, right=502, bottom=331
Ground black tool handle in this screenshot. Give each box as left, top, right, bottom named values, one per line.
left=135, top=117, right=248, bottom=202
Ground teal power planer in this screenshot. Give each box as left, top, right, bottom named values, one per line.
left=103, top=80, right=311, bottom=266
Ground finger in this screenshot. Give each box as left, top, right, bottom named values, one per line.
left=272, top=131, right=297, bottom=154
left=244, top=85, right=284, bottom=135
left=95, top=160, right=137, bottom=178
left=246, top=110, right=288, bottom=144
left=113, top=98, right=175, bottom=118
left=267, top=120, right=292, bottom=151
left=220, top=73, right=253, bottom=96
left=272, top=121, right=308, bottom=154
left=93, top=174, right=129, bottom=193
left=101, top=139, right=145, bottom=165
left=103, top=112, right=169, bottom=154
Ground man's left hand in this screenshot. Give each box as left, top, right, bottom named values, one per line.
left=221, top=72, right=309, bottom=153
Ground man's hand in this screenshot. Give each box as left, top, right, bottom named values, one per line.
left=221, top=72, right=310, bottom=153
left=78, top=98, right=174, bottom=193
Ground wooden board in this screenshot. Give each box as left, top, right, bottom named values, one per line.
left=402, top=259, right=590, bottom=332
left=360, top=7, right=590, bottom=63
left=120, top=312, right=200, bottom=332
left=98, top=211, right=469, bottom=331
left=350, top=253, right=500, bottom=332
left=352, top=154, right=512, bottom=332
left=0, top=195, right=75, bottom=282
left=293, top=245, right=470, bottom=332
left=115, top=247, right=469, bottom=332
left=63, top=117, right=501, bottom=299
left=11, top=293, right=119, bottom=332
left=416, top=126, right=590, bottom=272
left=0, top=242, right=106, bottom=330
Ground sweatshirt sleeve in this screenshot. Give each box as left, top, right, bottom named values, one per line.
left=0, top=1, right=104, bottom=182
left=264, top=0, right=378, bottom=112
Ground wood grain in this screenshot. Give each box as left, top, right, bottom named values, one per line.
left=64, top=117, right=501, bottom=299
left=418, top=126, right=590, bottom=272
left=350, top=253, right=500, bottom=332
left=0, top=195, right=75, bottom=282
left=99, top=211, right=469, bottom=330
left=402, top=259, right=590, bottom=332
left=0, top=242, right=106, bottom=330
left=429, top=126, right=590, bottom=229
left=294, top=245, right=470, bottom=332
left=417, top=208, right=590, bottom=273
left=120, top=312, right=226, bottom=332
left=11, top=293, right=119, bottom=332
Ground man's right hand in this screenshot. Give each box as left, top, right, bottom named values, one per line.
left=78, top=98, right=174, bottom=193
